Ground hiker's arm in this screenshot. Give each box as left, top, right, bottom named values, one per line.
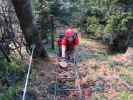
left=62, top=45, right=66, bottom=57
left=61, top=38, right=67, bottom=58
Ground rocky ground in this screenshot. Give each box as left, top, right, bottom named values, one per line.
left=31, top=38, right=133, bottom=100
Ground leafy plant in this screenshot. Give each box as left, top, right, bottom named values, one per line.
left=118, top=91, right=133, bottom=100
left=86, top=16, right=100, bottom=34
left=0, top=87, right=17, bottom=100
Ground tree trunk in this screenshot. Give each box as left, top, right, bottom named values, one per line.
left=109, top=33, right=128, bottom=53
left=11, top=0, right=48, bottom=58
left=50, top=15, right=55, bottom=50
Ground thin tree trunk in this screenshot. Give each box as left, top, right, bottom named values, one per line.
left=11, top=0, right=48, bottom=58
left=50, top=15, right=55, bottom=50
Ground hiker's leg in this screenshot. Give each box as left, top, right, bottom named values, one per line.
left=69, top=48, right=75, bottom=62
left=66, top=46, right=74, bottom=61
left=58, top=46, right=62, bottom=57
left=65, top=46, right=69, bottom=60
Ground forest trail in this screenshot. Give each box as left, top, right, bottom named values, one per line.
left=31, top=38, right=133, bottom=100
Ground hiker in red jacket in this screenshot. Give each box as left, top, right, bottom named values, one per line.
left=58, top=26, right=80, bottom=61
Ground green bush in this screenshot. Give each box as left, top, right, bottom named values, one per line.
left=0, top=59, right=24, bottom=77
left=0, top=58, right=25, bottom=100
left=85, top=16, right=106, bottom=38
left=87, top=24, right=99, bottom=34
left=95, top=25, right=105, bottom=38
left=86, top=16, right=100, bottom=35
left=0, top=87, right=17, bottom=100
left=104, top=14, right=128, bottom=34
left=118, top=91, right=133, bottom=100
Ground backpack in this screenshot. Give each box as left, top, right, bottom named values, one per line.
left=59, top=33, right=64, bottom=39
left=66, top=32, right=78, bottom=44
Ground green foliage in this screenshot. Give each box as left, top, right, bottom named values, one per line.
left=0, top=87, right=17, bottom=100
left=118, top=91, right=133, bottom=100
left=104, top=14, right=128, bottom=34
left=112, top=0, right=133, bottom=5
left=84, top=0, right=132, bottom=38
left=32, top=0, right=51, bottom=40
left=0, top=59, right=24, bottom=77
left=49, top=1, right=61, bottom=16
left=126, top=14, right=133, bottom=29
left=86, top=16, right=100, bottom=34
left=104, top=24, right=113, bottom=34
left=86, top=16, right=99, bottom=25
left=85, top=16, right=105, bottom=38
left=95, top=25, right=105, bottom=38
left=120, top=74, right=133, bottom=84
left=0, top=58, right=24, bottom=100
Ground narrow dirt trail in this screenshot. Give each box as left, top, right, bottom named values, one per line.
left=31, top=38, right=133, bottom=100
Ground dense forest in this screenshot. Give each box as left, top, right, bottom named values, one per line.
left=0, top=0, right=133, bottom=100
left=31, top=0, right=133, bottom=53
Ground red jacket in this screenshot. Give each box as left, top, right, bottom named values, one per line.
left=62, top=36, right=79, bottom=48
left=57, top=39, right=62, bottom=46
left=58, top=28, right=80, bottom=48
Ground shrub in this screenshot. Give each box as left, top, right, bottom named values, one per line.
left=85, top=16, right=106, bottom=39
left=103, top=14, right=129, bottom=52
left=104, top=14, right=128, bottom=34
left=0, top=87, right=17, bottom=100
left=95, top=25, right=105, bottom=38
left=86, top=16, right=100, bottom=35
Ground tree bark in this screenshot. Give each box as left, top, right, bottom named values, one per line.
left=11, top=0, right=48, bottom=58
left=109, top=32, right=128, bottom=53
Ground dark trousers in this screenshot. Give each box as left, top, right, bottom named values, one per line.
left=58, top=45, right=74, bottom=61
left=58, top=46, right=62, bottom=57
